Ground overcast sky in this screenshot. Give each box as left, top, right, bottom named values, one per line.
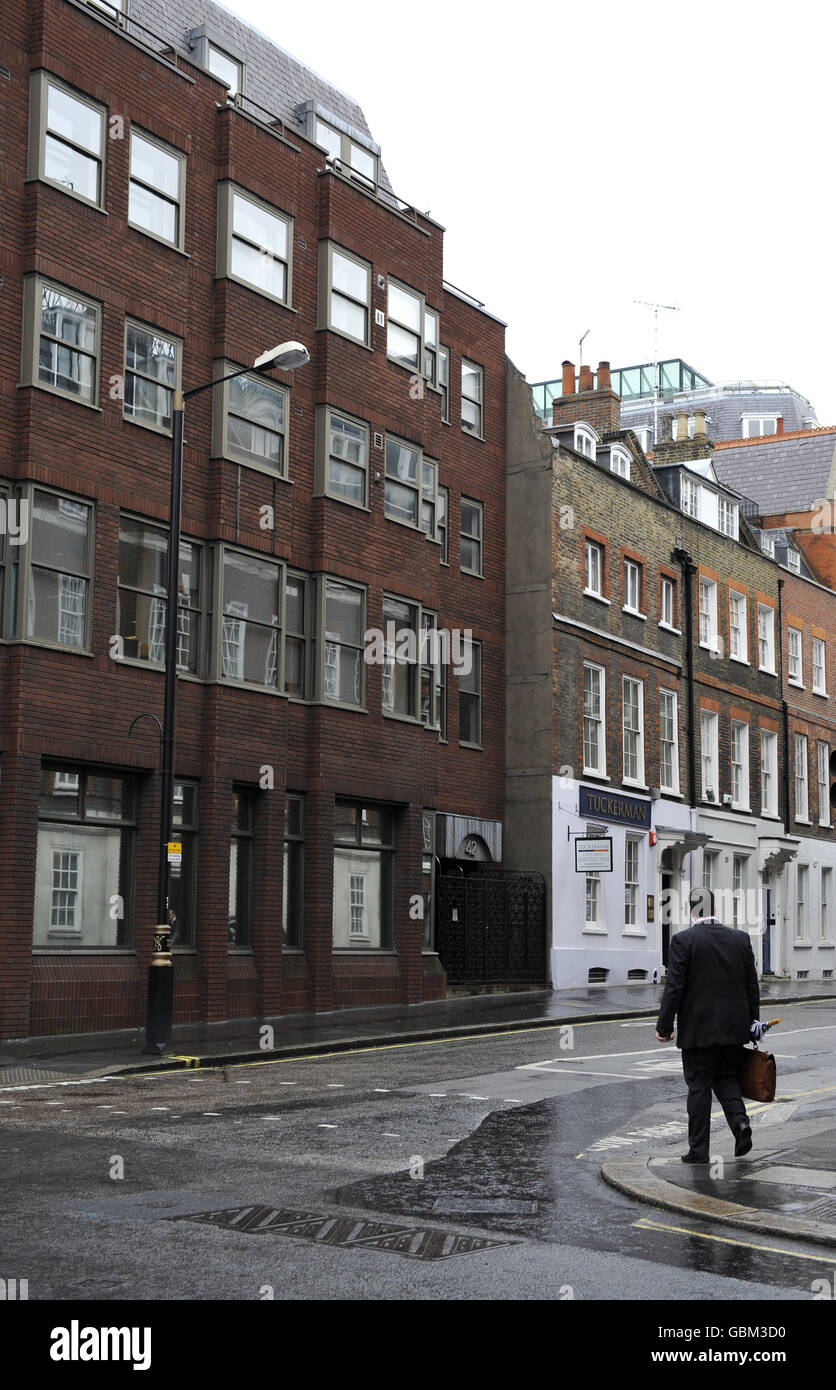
left=228, top=0, right=835, bottom=424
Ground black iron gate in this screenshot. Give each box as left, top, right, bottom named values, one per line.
left=436, top=871, right=546, bottom=985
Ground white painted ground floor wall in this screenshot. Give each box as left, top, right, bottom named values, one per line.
left=551, top=777, right=836, bottom=988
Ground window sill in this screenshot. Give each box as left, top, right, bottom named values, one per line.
left=729, top=654, right=750, bottom=666
left=461, top=568, right=485, bottom=580
left=228, top=946, right=254, bottom=955
left=461, top=427, right=485, bottom=444
left=623, top=780, right=649, bottom=791
left=699, top=640, right=722, bottom=655
left=659, top=788, right=683, bottom=798
left=219, top=453, right=295, bottom=483
left=332, top=948, right=399, bottom=956
left=582, top=926, right=608, bottom=935
left=32, top=947, right=137, bottom=955
left=382, top=710, right=423, bottom=728
left=123, top=411, right=174, bottom=439
left=658, top=622, right=681, bottom=635
left=582, top=770, right=610, bottom=782
left=384, top=512, right=429, bottom=538
left=820, top=821, right=833, bottom=830
left=622, top=607, right=647, bottom=621
left=321, top=700, right=369, bottom=714
left=795, top=818, right=812, bottom=826
left=583, top=590, right=611, bottom=605
left=622, top=929, right=647, bottom=938
left=732, top=803, right=752, bottom=813
left=793, top=940, right=813, bottom=949
left=317, top=324, right=373, bottom=352
left=25, top=175, right=108, bottom=216
left=761, top=811, right=782, bottom=820
left=128, top=220, right=190, bottom=258
left=116, top=656, right=203, bottom=682
left=17, top=382, right=103, bottom=413
left=214, top=273, right=297, bottom=313
left=312, top=489, right=370, bottom=512
left=459, top=741, right=484, bottom=752
left=13, top=637, right=94, bottom=658
left=813, top=688, right=829, bottom=699
left=788, top=680, right=806, bottom=690
left=758, top=666, right=778, bottom=677
left=819, top=941, right=836, bottom=949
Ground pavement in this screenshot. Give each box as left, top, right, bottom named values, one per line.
left=2, top=978, right=835, bottom=1250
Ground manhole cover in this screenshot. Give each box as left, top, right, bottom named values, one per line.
left=171, top=1205, right=520, bottom=1261
left=801, top=1198, right=836, bottom=1224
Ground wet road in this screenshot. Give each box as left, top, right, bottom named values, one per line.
left=1, top=1000, right=834, bottom=1301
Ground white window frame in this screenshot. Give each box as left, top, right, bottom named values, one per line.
left=732, top=855, right=747, bottom=930
left=461, top=359, right=484, bottom=439
left=741, top=414, right=778, bottom=439
left=718, top=496, right=739, bottom=539
left=794, top=734, right=809, bottom=822
left=812, top=637, right=827, bottom=695
left=680, top=475, right=699, bottom=517
left=821, top=867, right=832, bottom=943
left=659, top=575, right=676, bottom=630
left=698, top=577, right=718, bottom=650
left=622, top=677, right=645, bottom=786
left=760, top=533, right=776, bottom=558
left=818, top=740, right=830, bottom=827
left=731, top=721, right=750, bottom=811
left=584, top=540, right=604, bottom=597
left=624, top=836, right=641, bottom=929
left=700, top=710, right=719, bottom=801
left=573, top=425, right=596, bottom=459
left=659, top=688, right=679, bottom=794
left=583, top=663, right=606, bottom=776
left=609, top=446, right=630, bottom=479
left=787, top=626, right=803, bottom=685
left=728, top=590, right=748, bottom=662
left=623, top=559, right=642, bottom=615
left=49, top=848, right=83, bottom=933
left=761, top=729, right=778, bottom=817
left=796, top=864, right=809, bottom=943
left=785, top=549, right=801, bottom=574
left=757, top=603, right=776, bottom=673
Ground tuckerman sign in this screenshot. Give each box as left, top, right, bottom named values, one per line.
left=579, top=785, right=651, bottom=829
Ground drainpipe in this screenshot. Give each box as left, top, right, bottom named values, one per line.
left=777, top=578, right=791, bottom=834
left=674, top=546, right=697, bottom=807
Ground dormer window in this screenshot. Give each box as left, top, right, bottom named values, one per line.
left=315, top=117, right=377, bottom=191
left=574, top=425, right=597, bottom=459
left=786, top=548, right=801, bottom=574
left=718, top=496, right=738, bottom=539
left=633, top=426, right=652, bottom=453
left=680, top=475, right=699, bottom=517
left=760, top=533, right=775, bottom=557
left=207, top=43, right=243, bottom=96
left=610, top=446, right=630, bottom=479
left=741, top=414, right=778, bottom=438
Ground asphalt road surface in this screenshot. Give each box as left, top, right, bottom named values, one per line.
left=1, top=999, right=834, bottom=1303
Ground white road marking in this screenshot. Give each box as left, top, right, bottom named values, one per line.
left=382, top=1132, right=400, bottom=1138
left=202, top=1112, right=221, bottom=1117
left=523, top=1066, right=656, bottom=1080
left=151, top=1107, right=169, bottom=1111
left=234, top=1080, right=251, bottom=1085
left=373, top=1088, right=391, bottom=1093
left=503, top=1099, right=524, bottom=1104
left=428, top=1093, right=448, bottom=1097
left=327, top=1084, right=345, bottom=1088
left=318, top=1123, right=338, bottom=1129
left=279, top=1081, right=297, bottom=1086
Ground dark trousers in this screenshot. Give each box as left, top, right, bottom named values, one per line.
left=681, top=1045, right=747, bottom=1157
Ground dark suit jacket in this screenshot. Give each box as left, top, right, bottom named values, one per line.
left=656, top=918, right=760, bottom=1050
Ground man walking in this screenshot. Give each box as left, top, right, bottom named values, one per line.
left=656, top=887, right=760, bottom=1163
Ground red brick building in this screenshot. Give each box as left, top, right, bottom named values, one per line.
left=0, top=0, right=507, bottom=1038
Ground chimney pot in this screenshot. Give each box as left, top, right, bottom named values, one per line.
left=579, top=365, right=594, bottom=393
left=693, top=408, right=707, bottom=437
left=676, top=409, right=690, bottom=441
left=561, top=360, right=576, bottom=395
left=776, top=416, right=784, bottom=435
left=597, top=360, right=611, bottom=390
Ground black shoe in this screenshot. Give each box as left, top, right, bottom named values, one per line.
left=681, top=1152, right=710, bottom=1164
left=734, top=1123, right=753, bottom=1157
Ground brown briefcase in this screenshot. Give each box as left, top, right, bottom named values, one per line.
left=738, top=1043, right=776, bottom=1103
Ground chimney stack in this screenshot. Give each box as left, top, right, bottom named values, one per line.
left=561, top=360, right=575, bottom=395
left=549, top=350, right=621, bottom=437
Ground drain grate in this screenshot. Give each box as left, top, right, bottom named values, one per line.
left=171, top=1205, right=520, bottom=1261
left=801, top=1198, right=836, bottom=1224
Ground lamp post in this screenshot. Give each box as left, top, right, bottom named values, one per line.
left=143, top=341, right=310, bottom=1054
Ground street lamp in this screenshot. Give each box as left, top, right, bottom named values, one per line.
left=143, top=341, right=310, bottom=1054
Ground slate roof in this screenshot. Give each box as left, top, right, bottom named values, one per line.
left=130, top=0, right=391, bottom=184
left=621, top=386, right=817, bottom=442
left=712, top=432, right=836, bottom=515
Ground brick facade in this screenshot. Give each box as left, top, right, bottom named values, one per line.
left=0, top=0, right=506, bottom=1037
